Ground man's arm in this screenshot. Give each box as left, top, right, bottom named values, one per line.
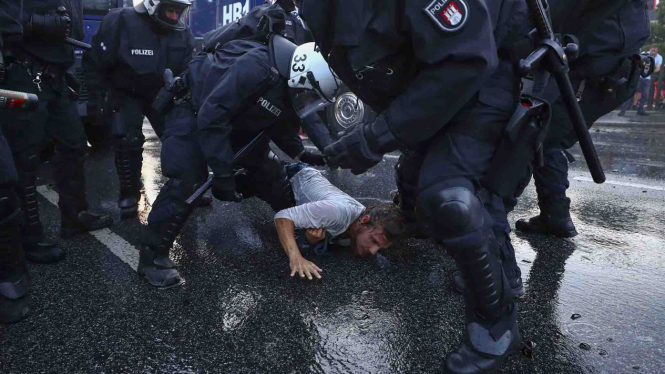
left=275, top=218, right=323, bottom=280
left=655, top=54, right=662, bottom=74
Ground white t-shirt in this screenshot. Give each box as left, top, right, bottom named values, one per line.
left=274, top=167, right=365, bottom=238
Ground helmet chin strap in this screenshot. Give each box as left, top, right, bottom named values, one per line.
left=306, top=71, right=334, bottom=103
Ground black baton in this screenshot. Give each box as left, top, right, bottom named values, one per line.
left=186, top=131, right=268, bottom=205
left=65, top=37, right=92, bottom=51
left=521, top=0, right=606, bottom=184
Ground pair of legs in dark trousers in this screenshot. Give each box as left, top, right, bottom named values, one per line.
left=110, top=92, right=165, bottom=218
left=0, top=63, right=112, bottom=262
left=619, top=77, right=649, bottom=115
left=397, top=102, right=522, bottom=374
left=0, top=127, right=31, bottom=324
left=139, top=104, right=295, bottom=287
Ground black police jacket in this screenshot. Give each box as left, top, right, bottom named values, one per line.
left=187, top=39, right=304, bottom=177
left=12, top=0, right=84, bottom=67
left=90, top=7, right=195, bottom=102
left=566, top=0, right=650, bottom=79
left=202, top=3, right=312, bottom=50
left=300, top=0, right=527, bottom=149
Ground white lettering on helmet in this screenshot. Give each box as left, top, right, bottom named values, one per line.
left=257, top=97, right=282, bottom=117
left=131, top=49, right=154, bottom=56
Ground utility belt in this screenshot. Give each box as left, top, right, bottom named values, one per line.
left=8, top=49, right=79, bottom=97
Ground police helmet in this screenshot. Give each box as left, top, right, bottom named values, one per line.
left=135, top=0, right=191, bottom=31
left=270, top=35, right=341, bottom=118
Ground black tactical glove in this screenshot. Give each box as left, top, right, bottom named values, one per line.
left=24, top=11, right=71, bottom=41
left=299, top=151, right=326, bottom=166
left=211, top=176, right=243, bottom=202
left=324, top=123, right=384, bottom=175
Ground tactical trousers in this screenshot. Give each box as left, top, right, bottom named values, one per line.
left=415, top=101, right=516, bottom=320
left=0, top=63, right=89, bottom=238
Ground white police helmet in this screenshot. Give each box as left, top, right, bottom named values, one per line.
left=270, top=36, right=341, bottom=118
left=135, top=0, right=191, bottom=31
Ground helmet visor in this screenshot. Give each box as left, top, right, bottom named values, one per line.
left=155, top=2, right=190, bottom=30
left=290, top=88, right=332, bottom=119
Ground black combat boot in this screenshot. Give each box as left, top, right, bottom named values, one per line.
left=445, top=233, right=521, bottom=374
left=16, top=172, right=65, bottom=263
left=0, top=204, right=31, bottom=324
left=115, top=142, right=144, bottom=219
left=515, top=202, right=578, bottom=238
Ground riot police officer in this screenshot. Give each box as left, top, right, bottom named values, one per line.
left=0, top=0, right=30, bottom=325
left=301, top=0, right=532, bottom=373
left=0, top=0, right=113, bottom=264
left=515, top=0, right=650, bottom=238
left=139, top=34, right=340, bottom=288
left=89, top=0, right=196, bottom=218
left=201, top=0, right=333, bottom=155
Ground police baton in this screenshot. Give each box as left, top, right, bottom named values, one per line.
left=0, top=89, right=39, bottom=111
left=65, top=37, right=92, bottom=51
left=520, top=0, right=606, bottom=184
left=55, top=7, right=92, bottom=50
left=186, top=131, right=268, bottom=205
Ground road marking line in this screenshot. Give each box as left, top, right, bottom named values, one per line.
left=304, top=146, right=400, bottom=160
left=36, top=186, right=140, bottom=272
left=573, top=177, right=665, bottom=191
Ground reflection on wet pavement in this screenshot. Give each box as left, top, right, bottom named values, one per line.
left=1, top=123, right=664, bottom=374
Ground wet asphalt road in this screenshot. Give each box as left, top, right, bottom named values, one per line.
left=1, top=124, right=664, bottom=374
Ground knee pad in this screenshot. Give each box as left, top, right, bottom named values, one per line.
left=148, top=179, right=195, bottom=224
left=417, top=185, right=485, bottom=239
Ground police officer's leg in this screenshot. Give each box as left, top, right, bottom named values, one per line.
left=394, top=149, right=428, bottom=238
left=113, top=94, right=146, bottom=218
left=244, top=151, right=295, bottom=212
left=515, top=147, right=578, bottom=238
left=144, top=105, right=212, bottom=208
left=417, top=122, right=520, bottom=373
left=0, top=69, right=64, bottom=263
left=0, top=131, right=31, bottom=324
left=140, top=104, right=207, bottom=287
left=453, top=194, right=525, bottom=298
left=48, top=88, right=113, bottom=238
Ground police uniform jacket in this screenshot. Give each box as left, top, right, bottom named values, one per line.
left=572, top=0, right=650, bottom=79
left=202, top=3, right=312, bottom=50
left=11, top=0, right=84, bottom=67
left=186, top=39, right=304, bottom=178
left=300, top=0, right=528, bottom=150
left=90, top=7, right=195, bottom=102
